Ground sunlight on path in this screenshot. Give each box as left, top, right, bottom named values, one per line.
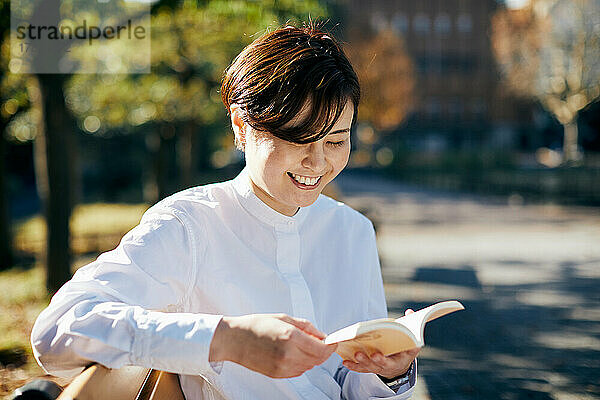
left=336, top=171, right=600, bottom=400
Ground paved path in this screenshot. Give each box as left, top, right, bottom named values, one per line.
left=335, top=170, right=600, bottom=400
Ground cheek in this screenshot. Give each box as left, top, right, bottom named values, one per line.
left=264, top=150, right=293, bottom=174
left=331, top=146, right=351, bottom=172
left=247, top=139, right=277, bottom=169
left=252, top=139, right=276, bottom=161
left=253, top=143, right=297, bottom=182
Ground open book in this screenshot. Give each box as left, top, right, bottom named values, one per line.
left=324, top=300, right=464, bottom=361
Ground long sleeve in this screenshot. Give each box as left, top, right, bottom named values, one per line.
left=30, top=206, right=223, bottom=378
left=31, top=172, right=420, bottom=398
left=337, top=221, right=417, bottom=399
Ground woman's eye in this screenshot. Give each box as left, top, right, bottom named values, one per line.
left=327, top=140, right=346, bottom=147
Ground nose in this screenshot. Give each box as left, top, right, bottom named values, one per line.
left=301, top=141, right=327, bottom=172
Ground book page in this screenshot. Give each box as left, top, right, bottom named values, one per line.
left=327, top=300, right=464, bottom=361
left=395, top=300, right=465, bottom=344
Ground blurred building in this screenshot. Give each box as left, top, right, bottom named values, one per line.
left=343, top=0, right=536, bottom=152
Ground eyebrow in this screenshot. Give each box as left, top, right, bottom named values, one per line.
left=327, top=128, right=350, bottom=135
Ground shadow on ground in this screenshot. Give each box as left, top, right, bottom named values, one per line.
left=388, top=265, right=600, bottom=400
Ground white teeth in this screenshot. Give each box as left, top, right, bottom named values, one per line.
left=290, top=173, right=321, bottom=186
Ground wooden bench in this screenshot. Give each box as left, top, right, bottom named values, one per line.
left=56, top=365, right=184, bottom=400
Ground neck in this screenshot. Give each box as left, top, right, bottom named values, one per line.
left=248, top=176, right=299, bottom=217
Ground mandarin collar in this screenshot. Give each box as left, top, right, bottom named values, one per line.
left=231, top=167, right=311, bottom=228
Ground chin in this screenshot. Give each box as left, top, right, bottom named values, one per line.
left=293, top=193, right=322, bottom=208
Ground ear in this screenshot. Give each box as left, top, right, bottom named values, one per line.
left=230, top=105, right=246, bottom=151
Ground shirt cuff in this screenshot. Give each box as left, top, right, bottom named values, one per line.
left=379, top=360, right=417, bottom=392
left=130, top=310, right=223, bottom=375
left=366, top=359, right=418, bottom=399
left=209, top=361, right=224, bottom=374
left=341, top=360, right=417, bottom=400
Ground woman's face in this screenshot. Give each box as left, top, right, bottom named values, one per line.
left=236, top=101, right=354, bottom=216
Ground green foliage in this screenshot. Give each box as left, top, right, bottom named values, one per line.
left=66, top=0, right=329, bottom=136
left=1, top=0, right=31, bottom=141
left=2, top=0, right=330, bottom=143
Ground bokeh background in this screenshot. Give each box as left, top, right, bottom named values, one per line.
left=1, top=0, right=599, bottom=398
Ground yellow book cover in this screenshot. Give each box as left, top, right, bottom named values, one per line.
left=324, top=300, right=465, bottom=361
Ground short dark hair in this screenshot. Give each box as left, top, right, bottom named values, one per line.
left=221, top=22, right=360, bottom=144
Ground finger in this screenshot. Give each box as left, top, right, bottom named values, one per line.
left=354, top=351, right=384, bottom=374
left=310, top=343, right=338, bottom=364
left=343, top=357, right=378, bottom=374
left=370, top=352, right=394, bottom=370
left=343, top=359, right=368, bottom=373
left=405, top=309, right=414, bottom=315
left=290, top=328, right=334, bottom=359
left=407, top=347, right=420, bottom=358
left=394, top=347, right=420, bottom=359
left=282, top=316, right=327, bottom=340
left=342, top=360, right=359, bottom=371
left=373, top=351, right=416, bottom=378
left=386, top=348, right=420, bottom=367
left=298, top=343, right=337, bottom=366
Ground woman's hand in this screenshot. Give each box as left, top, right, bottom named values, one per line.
left=342, top=309, right=420, bottom=379
left=209, top=313, right=337, bottom=378
left=342, top=348, right=419, bottom=379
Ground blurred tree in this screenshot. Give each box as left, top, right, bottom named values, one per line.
left=4, top=0, right=329, bottom=290
left=0, top=111, right=10, bottom=271
left=15, top=0, right=78, bottom=292
left=6, top=0, right=150, bottom=291
left=0, top=0, right=34, bottom=270
left=346, top=29, right=415, bottom=132
left=491, top=0, right=600, bottom=164
left=66, top=0, right=329, bottom=202
left=0, top=0, right=15, bottom=270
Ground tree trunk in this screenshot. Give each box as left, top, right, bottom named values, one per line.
left=177, top=121, right=196, bottom=189
left=144, top=125, right=174, bottom=204
left=157, top=125, right=175, bottom=200
left=563, top=120, right=581, bottom=164
left=32, top=75, right=75, bottom=293
left=0, top=0, right=14, bottom=270
left=156, top=129, right=170, bottom=201
left=0, top=128, right=13, bottom=270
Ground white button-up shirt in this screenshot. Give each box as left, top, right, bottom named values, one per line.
left=31, top=168, right=416, bottom=399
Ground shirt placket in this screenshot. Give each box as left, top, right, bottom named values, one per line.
left=275, top=220, right=325, bottom=399
left=274, top=221, right=316, bottom=322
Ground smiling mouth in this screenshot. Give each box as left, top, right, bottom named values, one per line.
left=287, top=172, right=322, bottom=188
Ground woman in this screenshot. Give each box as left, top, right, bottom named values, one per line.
left=31, top=23, right=419, bottom=399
